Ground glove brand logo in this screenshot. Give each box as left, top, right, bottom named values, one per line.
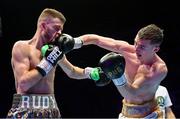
left=47, top=47, right=62, bottom=64
left=41, top=59, right=52, bottom=73
left=107, top=66, right=123, bottom=79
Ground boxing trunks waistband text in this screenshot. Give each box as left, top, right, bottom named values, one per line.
left=12, top=94, right=58, bottom=109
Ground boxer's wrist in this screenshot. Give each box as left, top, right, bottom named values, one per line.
left=73, top=37, right=83, bottom=49
left=112, top=74, right=127, bottom=87
left=36, top=58, right=53, bottom=77
left=84, top=67, right=100, bottom=81
left=84, top=67, right=93, bottom=79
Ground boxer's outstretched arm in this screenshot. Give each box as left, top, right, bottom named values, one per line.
left=79, top=34, right=134, bottom=54
left=58, top=55, right=111, bottom=86
left=58, top=55, right=88, bottom=79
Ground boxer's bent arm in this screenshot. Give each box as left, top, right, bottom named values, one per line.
left=117, top=64, right=167, bottom=99
left=58, top=55, right=88, bottom=79
left=79, top=34, right=134, bottom=54
left=12, top=42, right=43, bottom=93
left=132, top=64, right=167, bottom=89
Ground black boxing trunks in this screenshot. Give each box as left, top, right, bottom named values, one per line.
left=7, top=94, right=61, bottom=118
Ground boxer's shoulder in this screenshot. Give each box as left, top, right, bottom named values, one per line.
left=15, top=39, right=31, bottom=45
left=153, top=60, right=167, bottom=76
left=12, top=40, right=32, bottom=56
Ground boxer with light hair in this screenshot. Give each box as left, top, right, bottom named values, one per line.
left=7, top=8, right=66, bottom=118
left=7, top=8, right=111, bottom=118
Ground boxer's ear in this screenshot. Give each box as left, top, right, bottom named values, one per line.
left=154, top=46, right=160, bottom=52
left=40, top=22, right=47, bottom=30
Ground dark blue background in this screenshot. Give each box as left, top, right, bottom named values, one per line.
left=0, top=0, right=179, bottom=118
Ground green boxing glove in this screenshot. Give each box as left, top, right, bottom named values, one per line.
left=85, top=67, right=111, bottom=87
left=36, top=44, right=63, bottom=77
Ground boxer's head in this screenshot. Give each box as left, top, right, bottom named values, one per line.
left=37, top=8, right=66, bottom=42
left=137, top=24, right=164, bottom=46
left=38, top=8, right=66, bottom=26
left=134, top=24, right=164, bottom=63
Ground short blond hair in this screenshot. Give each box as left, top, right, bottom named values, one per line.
left=38, top=8, right=66, bottom=24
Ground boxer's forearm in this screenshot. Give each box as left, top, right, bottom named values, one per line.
left=58, top=56, right=88, bottom=79
left=79, top=34, right=99, bottom=45
left=115, top=82, right=139, bottom=99
left=17, top=69, right=43, bottom=93
left=68, top=67, right=89, bottom=79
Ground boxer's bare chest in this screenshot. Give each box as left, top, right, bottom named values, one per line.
left=28, top=46, right=55, bottom=93
left=29, top=47, right=41, bottom=69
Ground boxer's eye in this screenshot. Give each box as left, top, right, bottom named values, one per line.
left=140, top=45, right=145, bottom=49
left=53, top=25, right=62, bottom=31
